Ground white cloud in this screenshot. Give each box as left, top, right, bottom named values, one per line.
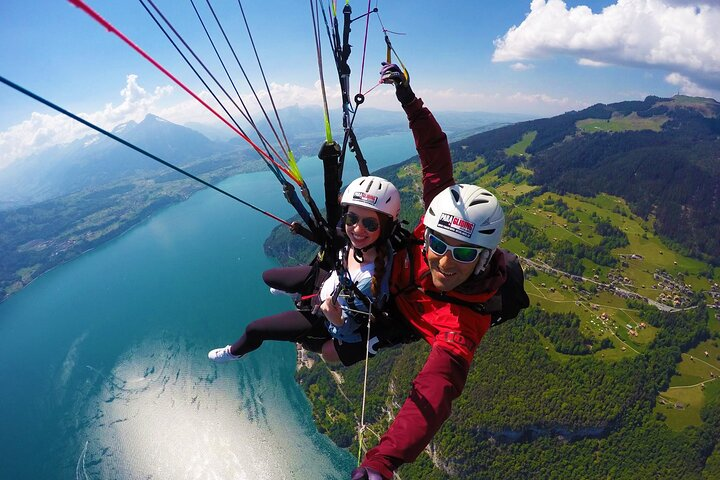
left=0, top=112, right=85, bottom=170
left=416, top=87, right=587, bottom=116
left=493, top=0, right=720, bottom=93
left=0, top=71, right=589, bottom=172
left=663, top=0, right=713, bottom=5
left=265, top=81, right=340, bottom=108
left=153, top=90, right=221, bottom=126
left=0, top=75, right=173, bottom=170
left=0, top=74, right=344, bottom=171
left=665, top=72, right=716, bottom=96
left=506, top=91, right=573, bottom=106
left=150, top=80, right=333, bottom=133
left=578, top=58, right=610, bottom=67
left=510, top=62, right=535, bottom=71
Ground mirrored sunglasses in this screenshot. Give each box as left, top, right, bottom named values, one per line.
left=427, top=233, right=483, bottom=263
left=344, top=212, right=380, bottom=232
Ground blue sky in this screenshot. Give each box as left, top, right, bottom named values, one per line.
left=1, top=0, right=719, bottom=169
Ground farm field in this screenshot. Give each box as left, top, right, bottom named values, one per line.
left=657, top=346, right=720, bottom=432
left=473, top=168, right=720, bottom=429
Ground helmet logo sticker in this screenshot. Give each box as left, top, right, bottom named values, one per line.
left=437, top=213, right=475, bottom=238
left=352, top=191, right=378, bottom=205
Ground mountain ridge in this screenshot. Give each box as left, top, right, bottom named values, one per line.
left=0, top=114, right=236, bottom=206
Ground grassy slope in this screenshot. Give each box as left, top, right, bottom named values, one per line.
left=375, top=138, right=719, bottom=434
left=577, top=112, right=668, bottom=133
left=463, top=119, right=720, bottom=431
left=288, top=108, right=720, bottom=477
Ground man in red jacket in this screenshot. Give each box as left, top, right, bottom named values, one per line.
left=352, top=65, right=509, bottom=480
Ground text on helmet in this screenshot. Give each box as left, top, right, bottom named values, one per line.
left=352, top=192, right=378, bottom=205
left=437, top=213, right=475, bottom=238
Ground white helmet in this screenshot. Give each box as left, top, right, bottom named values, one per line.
left=341, top=176, right=401, bottom=220
left=423, top=184, right=504, bottom=249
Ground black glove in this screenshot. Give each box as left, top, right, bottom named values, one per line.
left=351, top=466, right=384, bottom=480
left=380, top=62, right=415, bottom=106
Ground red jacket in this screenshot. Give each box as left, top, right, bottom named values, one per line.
left=361, top=99, right=507, bottom=479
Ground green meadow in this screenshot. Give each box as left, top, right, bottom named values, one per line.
left=576, top=112, right=668, bottom=133
left=504, top=130, right=537, bottom=157
left=657, top=342, right=720, bottom=431
left=460, top=158, right=720, bottom=431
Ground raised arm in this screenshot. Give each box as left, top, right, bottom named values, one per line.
left=403, top=99, right=454, bottom=209
left=381, top=63, right=454, bottom=210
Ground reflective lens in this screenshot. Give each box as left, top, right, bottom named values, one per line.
left=427, top=233, right=482, bottom=263
left=344, top=212, right=379, bottom=232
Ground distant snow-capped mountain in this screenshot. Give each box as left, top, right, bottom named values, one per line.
left=0, top=114, right=237, bottom=206
left=0, top=107, right=527, bottom=208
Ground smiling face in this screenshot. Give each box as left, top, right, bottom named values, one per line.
left=425, top=230, right=481, bottom=292
left=344, top=205, right=382, bottom=250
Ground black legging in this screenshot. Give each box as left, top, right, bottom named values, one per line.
left=230, top=266, right=330, bottom=357
left=229, top=265, right=377, bottom=366
left=230, top=309, right=330, bottom=356
left=262, top=265, right=321, bottom=295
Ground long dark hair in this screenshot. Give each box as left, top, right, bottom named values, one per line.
left=370, top=213, right=393, bottom=297
left=370, top=240, right=388, bottom=298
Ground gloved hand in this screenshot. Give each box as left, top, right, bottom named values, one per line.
left=380, top=62, right=415, bottom=106
left=351, top=466, right=385, bottom=480
left=380, top=61, right=408, bottom=86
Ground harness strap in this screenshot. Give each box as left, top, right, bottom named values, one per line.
left=391, top=234, right=425, bottom=297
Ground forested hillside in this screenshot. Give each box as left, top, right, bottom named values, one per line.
left=265, top=94, right=720, bottom=478
left=451, top=95, right=720, bottom=264
left=299, top=306, right=718, bottom=479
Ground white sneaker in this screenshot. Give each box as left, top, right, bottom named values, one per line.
left=269, top=287, right=302, bottom=302
left=208, top=345, right=242, bottom=363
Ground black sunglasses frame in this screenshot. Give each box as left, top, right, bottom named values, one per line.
left=343, top=212, right=380, bottom=232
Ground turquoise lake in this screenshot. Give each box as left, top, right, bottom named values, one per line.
left=0, top=133, right=416, bottom=479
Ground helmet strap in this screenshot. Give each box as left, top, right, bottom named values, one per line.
left=354, top=242, right=383, bottom=263
left=353, top=247, right=365, bottom=263
left=473, top=248, right=495, bottom=275
left=422, top=228, right=430, bottom=266
left=347, top=241, right=382, bottom=263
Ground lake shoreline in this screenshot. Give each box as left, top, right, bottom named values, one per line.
left=1, top=195, right=190, bottom=306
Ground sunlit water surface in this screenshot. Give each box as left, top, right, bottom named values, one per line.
left=0, top=133, right=415, bottom=479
